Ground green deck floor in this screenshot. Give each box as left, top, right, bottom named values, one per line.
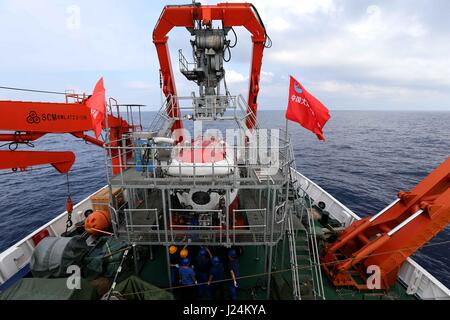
left=269, top=215, right=417, bottom=301
left=136, top=239, right=416, bottom=300
left=138, top=245, right=269, bottom=300
left=139, top=247, right=171, bottom=288
left=134, top=206, right=417, bottom=301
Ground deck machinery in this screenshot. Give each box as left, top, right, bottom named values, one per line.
left=101, top=2, right=320, bottom=299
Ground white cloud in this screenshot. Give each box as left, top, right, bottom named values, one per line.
left=0, top=0, right=449, bottom=110
left=346, top=5, right=427, bottom=40
left=247, top=0, right=337, bottom=16
left=261, top=71, right=275, bottom=83
left=266, top=16, right=292, bottom=32
left=265, top=3, right=449, bottom=91
left=225, top=70, right=248, bottom=84
left=269, top=38, right=450, bottom=87
left=313, top=80, right=438, bottom=99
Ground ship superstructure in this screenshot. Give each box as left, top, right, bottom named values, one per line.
left=101, top=2, right=310, bottom=299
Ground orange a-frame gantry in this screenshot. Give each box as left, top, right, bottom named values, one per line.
left=153, top=2, right=267, bottom=132
left=322, top=157, right=450, bottom=290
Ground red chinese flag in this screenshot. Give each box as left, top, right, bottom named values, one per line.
left=286, top=76, right=330, bottom=141
left=86, top=78, right=106, bottom=138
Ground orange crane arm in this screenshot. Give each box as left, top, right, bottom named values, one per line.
left=321, top=157, right=450, bottom=290
left=153, top=2, right=267, bottom=131
left=0, top=101, right=95, bottom=133
left=0, top=98, right=132, bottom=174
left=0, top=151, right=75, bottom=174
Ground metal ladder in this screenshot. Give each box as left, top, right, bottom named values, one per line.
left=286, top=207, right=302, bottom=300
left=288, top=168, right=325, bottom=300
left=148, top=95, right=175, bottom=137
left=298, top=186, right=326, bottom=299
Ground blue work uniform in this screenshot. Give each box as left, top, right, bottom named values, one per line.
left=179, top=265, right=196, bottom=300
left=169, top=252, right=180, bottom=287
left=228, top=259, right=240, bottom=300
left=179, top=266, right=196, bottom=285
left=209, top=263, right=225, bottom=300
left=196, top=255, right=211, bottom=298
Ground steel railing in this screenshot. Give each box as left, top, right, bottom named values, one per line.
left=147, top=94, right=260, bottom=133
left=103, top=134, right=293, bottom=188
left=297, top=185, right=326, bottom=300
left=287, top=209, right=302, bottom=300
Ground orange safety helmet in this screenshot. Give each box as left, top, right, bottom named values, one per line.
left=180, top=249, right=189, bottom=259
left=169, top=246, right=178, bottom=255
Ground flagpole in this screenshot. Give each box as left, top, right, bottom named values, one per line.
left=285, top=118, right=289, bottom=150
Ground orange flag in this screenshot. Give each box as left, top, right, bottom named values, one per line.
left=86, top=78, right=106, bottom=138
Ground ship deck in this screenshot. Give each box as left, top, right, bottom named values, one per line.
left=130, top=234, right=415, bottom=300
left=122, top=213, right=416, bottom=300
left=1, top=170, right=436, bottom=300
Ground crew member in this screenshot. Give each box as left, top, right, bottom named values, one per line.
left=179, top=258, right=197, bottom=300
left=169, top=245, right=180, bottom=288
left=195, top=247, right=212, bottom=299
left=208, top=256, right=225, bottom=300
left=228, top=249, right=240, bottom=300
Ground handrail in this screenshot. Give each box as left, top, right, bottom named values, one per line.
left=287, top=210, right=302, bottom=300
left=304, top=189, right=325, bottom=299
left=178, top=49, right=192, bottom=73
left=232, top=208, right=267, bottom=243
left=124, top=208, right=161, bottom=242
left=145, top=94, right=261, bottom=133
left=290, top=167, right=325, bottom=300
left=103, top=133, right=292, bottom=187
left=292, top=182, right=325, bottom=300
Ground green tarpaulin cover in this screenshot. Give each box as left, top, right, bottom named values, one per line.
left=0, top=278, right=98, bottom=300
left=113, top=276, right=174, bottom=300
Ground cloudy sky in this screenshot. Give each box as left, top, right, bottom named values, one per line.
left=0, top=0, right=449, bottom=111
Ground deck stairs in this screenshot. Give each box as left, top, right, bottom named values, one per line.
left=279, top=167, right=326, bottom=300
